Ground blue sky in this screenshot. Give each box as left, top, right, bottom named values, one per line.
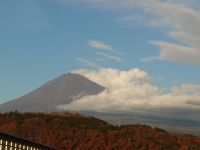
left=1, top=0, right=200, bottom=119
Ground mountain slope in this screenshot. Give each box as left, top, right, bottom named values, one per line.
left=2, top=72, right=105, bottom=112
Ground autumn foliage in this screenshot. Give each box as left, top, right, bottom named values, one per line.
left=0, top=111, right=200, bottom=150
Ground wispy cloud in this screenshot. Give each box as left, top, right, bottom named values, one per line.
left=97, top=52, right=125, bottom=63
left=140, top=57, right=154, bottom=62
left=89, top=40, right=112, bottom=50
left=89, top=40, right=124, bottom=55
left=75, top=57, right=102, bottom=68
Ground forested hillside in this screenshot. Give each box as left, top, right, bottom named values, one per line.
left=0, top=111, right=200, bottom=150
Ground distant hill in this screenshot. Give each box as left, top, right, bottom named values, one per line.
left=2, top=72, right=105, bottom=112
left=0, top=111, right=200, bottom=150
left=78, top=111, right=200, bottom=136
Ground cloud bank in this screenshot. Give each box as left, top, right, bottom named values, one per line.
left=57, top=68, right=200, bottom=121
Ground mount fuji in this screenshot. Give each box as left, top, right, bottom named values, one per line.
left=2, top=72, right=105, bottom=112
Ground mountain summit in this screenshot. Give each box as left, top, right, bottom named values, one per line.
left=2, top=72, right=105, bottom=112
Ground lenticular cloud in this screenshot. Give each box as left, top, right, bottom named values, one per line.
left=57, top=68, right=200, bottom=121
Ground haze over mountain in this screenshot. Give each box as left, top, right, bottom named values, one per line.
left=2, top=72, right=105, bottom=112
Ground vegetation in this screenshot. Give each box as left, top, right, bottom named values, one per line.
left=0, top=111, right=200, bottom=150
left=154, top=127, right=166, bottom=133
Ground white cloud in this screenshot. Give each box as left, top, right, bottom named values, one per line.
left=97, top=52, right=124, bottom=63
left=139, top=0, right=200, bottom=38
left=57, top=68, right=200, bottom=121
left=158, top=76, right=164, bottom=80
left=138, top=0, right=200, bottom=66
left=141, top=41, right=200, bottom=66
left=75, top=57, right=102, bottom=68
left=88, top=40, right=124, bottom=55
left=167, top=31, right=200, bottom=49
left=170, top=83, right=200, bottom=95
left=89, top=40, right=112, bottom=50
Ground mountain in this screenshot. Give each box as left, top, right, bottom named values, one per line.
left=2, top=72, right=105, bottom=112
